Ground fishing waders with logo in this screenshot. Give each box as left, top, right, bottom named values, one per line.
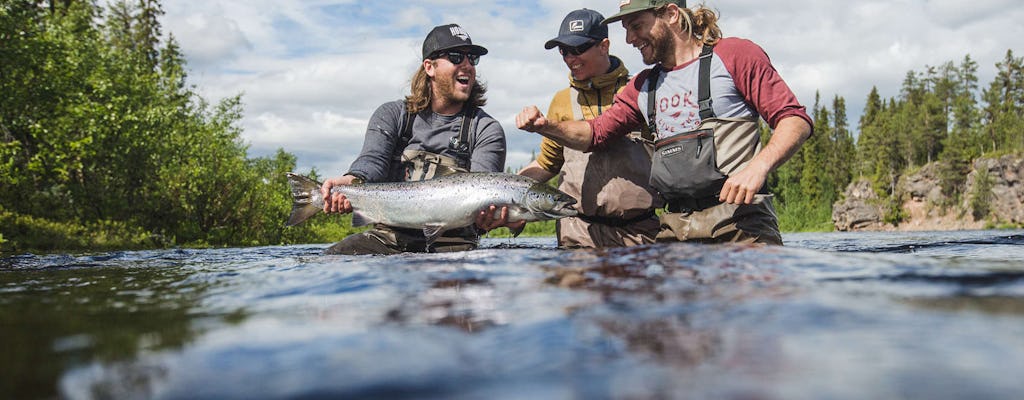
left=647, top=45, right=782, bottom=245
left=326, top=107, right=482, bottom=255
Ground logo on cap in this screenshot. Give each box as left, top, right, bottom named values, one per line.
left=449, top=25, right=470, bottom=41
left=569, top=20, right=585, bottom=32
left=619, top=0, right=631, bottom=8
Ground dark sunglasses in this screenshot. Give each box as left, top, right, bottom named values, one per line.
left=432, top=51, right=480, bottom=66
left=558, top=40, right=598, bottom=57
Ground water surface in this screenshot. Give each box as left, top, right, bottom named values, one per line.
left=2, top=230, right=1023, bottom=399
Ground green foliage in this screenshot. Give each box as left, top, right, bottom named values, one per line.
left=843, top=50, right=1024, bottom=227
left=768, top=91, right=852, bottom=231
left=0, top=207, right=157, bottom=253
left=969, top=170, right=995, bottom=221
left=0, top=0, right=343, bottom=253
left=775, top=197, right=834, bottom=232
left=485, top=219, right=556, bottom=238
left=882, top=194, right=908, bottom=226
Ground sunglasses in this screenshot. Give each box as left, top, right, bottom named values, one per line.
left=558, top=40, right=598, bottom=57
left=432, top=51, right=480, bottom=66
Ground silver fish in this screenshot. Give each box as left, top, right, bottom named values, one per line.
left=286, top=172, right=578, bottom=245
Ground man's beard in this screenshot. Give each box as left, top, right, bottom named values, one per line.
left=644, top=23, right=674, bottom=66
left=432, top=73, right=471, bottom=105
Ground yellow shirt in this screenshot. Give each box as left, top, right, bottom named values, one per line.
left=535, top=56, right=638, bottom=173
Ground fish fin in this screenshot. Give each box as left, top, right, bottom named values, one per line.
left=285, top=173, right=323, bottom=227
left=422, top=224, right=447, bottom=248
left=351, top=211, right=370, bottom=227
left=508, top=223, right=525, bottom=238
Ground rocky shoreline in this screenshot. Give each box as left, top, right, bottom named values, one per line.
left=832, top=154, right=1024, bottom=231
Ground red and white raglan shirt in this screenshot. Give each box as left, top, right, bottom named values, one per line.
left=587, top=37, right=812, bottom=150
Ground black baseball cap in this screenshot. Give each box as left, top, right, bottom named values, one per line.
left=544, top=9, right=608, bottom=50
left=422, top=23, right=488, bottom=60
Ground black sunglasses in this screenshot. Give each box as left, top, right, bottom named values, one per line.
left=432, top=51, right=480, bottom=66
left=558, top=40, right=598, bottom=57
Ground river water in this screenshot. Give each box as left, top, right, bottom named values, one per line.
left=2, top=230, right=1024, bottom=399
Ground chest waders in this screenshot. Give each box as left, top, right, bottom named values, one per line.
left=390, top=106, right=477, bottom=182
left=646, top=44, right=766, bottom=213
left=645, top=45, right=781, bottom=245
left=556, top=85, right=661, bottom=248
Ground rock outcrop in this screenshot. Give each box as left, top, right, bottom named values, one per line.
left=831, top=178, right=886, bottom=231
left=832, top=154, right=1024, bottom=231
left=966, top=155, right=1024, bottom=224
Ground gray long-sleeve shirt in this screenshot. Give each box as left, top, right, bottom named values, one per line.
left=346, top=100, right=506, bottom=182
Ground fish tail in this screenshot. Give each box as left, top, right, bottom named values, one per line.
left=285, top=173, right=324, bottom=227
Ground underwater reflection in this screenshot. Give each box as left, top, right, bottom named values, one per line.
left=0, top=252, right=223, bottom=399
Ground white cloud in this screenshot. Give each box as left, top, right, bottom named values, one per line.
left=161, top=0, right=1024, bottom=176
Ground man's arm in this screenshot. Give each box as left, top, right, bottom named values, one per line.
left=515, top=106, right=593, bottom=151
left=468, top=114, right=507, bottom=172
left=347, top=102, right=404, bottom=182
left=518, top=159, right=557, bottom=182
left=719, top=116, right=811, bottom=204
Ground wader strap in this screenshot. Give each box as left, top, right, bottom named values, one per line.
left=578, top=209, right=657, bottom=227
left=697, top=44, right=716, bottom=120
left=569, top=87, right=583, bottom=121
left=665, top=195, right=722, bottom=213
left=398, top=109, right=415, bottom=150
left=645, top=65, right=662, bottom=136
left=665, top=185, right=770, bottom=213
left=395, top=105, right=476, bottom=175
left=646, top=44, right=716, bottom=136
left=448, top=106, right=477, bottom=169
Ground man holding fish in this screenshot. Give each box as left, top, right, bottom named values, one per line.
left=317, top=24, right=517, bottom=255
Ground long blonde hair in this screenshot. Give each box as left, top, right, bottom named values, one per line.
left=404, top=60, right=488, bottom=114
left=657, top=3, right=723, bottom=46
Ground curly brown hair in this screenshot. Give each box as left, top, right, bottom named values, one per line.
left=656, top=3, right=723, bottom=46
left=404, top=60, right=488, bottom=114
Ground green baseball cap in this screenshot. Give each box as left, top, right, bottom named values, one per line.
left=601, top=0, right=686, bottom=25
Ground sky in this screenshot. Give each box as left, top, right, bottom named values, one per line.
left=160, top=0, right=1024, bottom=177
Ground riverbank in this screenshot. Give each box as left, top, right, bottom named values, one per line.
left=833, top=154, right=1024, bottom=232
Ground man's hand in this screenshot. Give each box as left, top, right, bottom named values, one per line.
left=720, top=116, right=811, bottom=205
left=515, top=106, right=549, bottom=133
left=474, top=205, right=526, bottom=233
left=321, top=175, right=360, bottom=214
left=515, top=105, right=595, bottom=151
left=719, top=160, right=770, bottom=205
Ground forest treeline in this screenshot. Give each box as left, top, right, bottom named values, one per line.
left=2, top=1, right=1023, bottom=253
left=770, top=48, right=1024, bottom=231
left=0, top=0, right=358, bottom=253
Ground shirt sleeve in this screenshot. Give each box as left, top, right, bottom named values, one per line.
left=587, top=72, right=648, bottom=151
left=535, top=89, right=574, bottom=173
left=717, top=38, right=813, bottom=131
left=535, top=137, right=564, bottom=173
left=469, top=111, right=506, bottom=173
left=346, top=101, right=403, bottom=182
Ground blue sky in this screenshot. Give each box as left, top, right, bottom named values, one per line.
left=161, top=0, right=1024, bottom=176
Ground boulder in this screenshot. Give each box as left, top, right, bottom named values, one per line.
left=898, top=163, right=944, bottom=204
left=832, top=178, right=885, bottom=231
